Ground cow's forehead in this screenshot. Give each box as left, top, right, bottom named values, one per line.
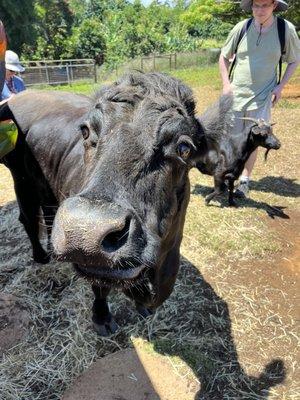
left=94, top=72, right=195, bottom=116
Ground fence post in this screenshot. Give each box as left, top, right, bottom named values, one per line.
left=169, top=54, right=171, bottom=70
left=66, top=64, right=71, bottom=85
left=45, top=61, right=50, bottom=84
left=174, top=53, right=177, bottom=70
left=70, top=64, right=74, bottom=82
left=94, top=62, right=97, bottom=84
left=141, top=57, right=143, bottom=71
left=153, top=55, right=155, bottom=71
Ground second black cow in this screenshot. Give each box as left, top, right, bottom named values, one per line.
left=197, top=96, right=281, bottom=206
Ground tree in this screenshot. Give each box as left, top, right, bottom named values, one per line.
left=284, top=0, right=300, bottom=29
left=0, top=0, right=36, bottom=54
left=29, top=0, right=74, bottom=59
left=64, top=18, right=106, bottom=60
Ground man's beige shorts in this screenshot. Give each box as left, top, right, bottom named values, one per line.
left=229, top=97, right=272, bottom=134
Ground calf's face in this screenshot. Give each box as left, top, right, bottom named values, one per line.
left=252, top=123, right=281, bottom=150
left=51, top=78, right=203, bottom=289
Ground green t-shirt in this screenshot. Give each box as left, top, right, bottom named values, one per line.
left=221, top=17, right=300, bottom=111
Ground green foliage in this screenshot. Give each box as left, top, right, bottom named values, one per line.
left=188, top=18, right=233, bottom=40
left=64, top=18, right=106, bottom=59
left=25, top=0, right=74, bottom=59
left=283, top=0, right=300, bottom=30
left=181, top=0, right=233, bottom=25
left=5, top=0, right=298, bottom=68
left=0, top=0, right=36, bottom=54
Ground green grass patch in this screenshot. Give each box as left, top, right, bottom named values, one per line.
left=278, top=99, right=300, bottom=109
left=171, top=65, right=220, bottom=89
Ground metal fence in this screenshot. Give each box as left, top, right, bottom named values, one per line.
left=22, top=59, right=97, bottom=87
left=20, top=50, right=222, bottom=87
left=113, top=49, right=221, bottom=78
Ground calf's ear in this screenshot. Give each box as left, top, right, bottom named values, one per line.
left=251, top=125, right=263, bottom=136
left=80, top=122, right=98, bottom=147
left=80, top=123, right=90, bottom=140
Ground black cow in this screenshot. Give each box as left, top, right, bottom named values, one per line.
left=197, top=96, right=281, bottom=206
left=0, top=72, right=205, bottom=335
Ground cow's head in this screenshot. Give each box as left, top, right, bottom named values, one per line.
left=51, top=72, right=205, bottom=294
left=242, top=117, right=281, bottom=159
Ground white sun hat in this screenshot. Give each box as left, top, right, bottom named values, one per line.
left=240, top=0, right=288, bottom=12
left=5, top=50, right=25, bottom=73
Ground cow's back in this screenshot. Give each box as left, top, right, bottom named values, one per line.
left=7, top=90, right=93, bottom=199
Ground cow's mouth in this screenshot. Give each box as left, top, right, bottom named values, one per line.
left=74, top=263, right=147, bottom=287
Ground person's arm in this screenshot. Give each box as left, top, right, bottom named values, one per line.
left=0, top=97, right=9, bottom=106
left=219, top=54, right=233, bottom=95
left=0, top=20, right=7, bottom=94
left=218, top=22, right=242, bottom=96
left=272, top=61, right=300, bottom=106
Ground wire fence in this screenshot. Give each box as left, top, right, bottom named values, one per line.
left=20, top=49, right=223, bottom=87
left=22, top=59, right=97, bottom=87
left=112, top=49, right=221, bottom=78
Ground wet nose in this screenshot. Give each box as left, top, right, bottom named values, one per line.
left=51, top=197, right=133, bottom=259
left=274, top=140, right=281, bottom=150
left=99, top=215, right=131, bottom=253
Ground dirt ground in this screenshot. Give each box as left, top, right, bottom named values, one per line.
left=0, top=83, right=299, bottom=400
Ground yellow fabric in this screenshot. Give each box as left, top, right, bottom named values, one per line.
left=0, top=121, right=18, bottom=158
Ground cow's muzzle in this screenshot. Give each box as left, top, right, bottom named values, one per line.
left=51, top=196, right=142, bottom=268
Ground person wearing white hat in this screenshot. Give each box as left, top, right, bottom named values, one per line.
left=1, top=50, right=26, bottom=102
left=219, top=0, right=300, bottom=198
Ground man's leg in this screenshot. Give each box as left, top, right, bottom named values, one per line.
left=236, top=98, right=272, bottom=198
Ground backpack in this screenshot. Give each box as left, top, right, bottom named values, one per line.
left=228, top=17, right=286, bottom=84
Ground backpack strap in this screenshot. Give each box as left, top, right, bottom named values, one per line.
left=228, top=18, right=253, bottom=81
left=277, top=17, right=286, bottom=84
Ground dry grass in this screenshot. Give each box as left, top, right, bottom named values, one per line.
left=0, top=73, right=299, bottom=399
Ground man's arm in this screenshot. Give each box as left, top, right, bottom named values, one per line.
left=272, top=61, right=300, bottom=106
left=219, top=54, right=233, bottom=95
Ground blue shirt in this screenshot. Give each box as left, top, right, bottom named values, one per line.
left=1, top=75, right=25, bottom=100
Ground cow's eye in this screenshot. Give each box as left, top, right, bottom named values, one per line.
left=177, top=142, right=192, bottom=160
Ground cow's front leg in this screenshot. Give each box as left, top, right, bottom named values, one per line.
left=92, top=285, right=118, bottom=336
left=228, top=179, right=237, bottom=207
left=14, top=178, right=50, bottom=264
left=205, top=176, right=226, bottom=205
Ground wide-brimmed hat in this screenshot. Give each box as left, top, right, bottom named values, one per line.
left=5, top=50, right=25, bottom=73
left=240, top=0, right=288, bottom=12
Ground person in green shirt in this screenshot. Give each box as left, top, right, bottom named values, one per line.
left=219, top=0, right=300, bottom=198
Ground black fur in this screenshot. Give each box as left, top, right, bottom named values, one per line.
left=197, top=96, right=281, bottom=206
left=0, top=72, right=205, bottom=335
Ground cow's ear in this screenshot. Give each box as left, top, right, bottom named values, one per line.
left=80, top=123, right=90, bottom=140
left=80, top=122, right=98, bottom=148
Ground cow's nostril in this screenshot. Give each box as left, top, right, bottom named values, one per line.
left=101, top=216, right=131, bottom=253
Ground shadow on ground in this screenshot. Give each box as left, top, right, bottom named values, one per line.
left=146, top=257, right=286, bottom=399
left=250, top=176, right=300, bottom=198
left=192, top=183, right=290, bottom=219
left=0, top=202, right=287, bottom=399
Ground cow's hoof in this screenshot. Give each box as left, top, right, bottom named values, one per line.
left=93, top=317, right=118, bottom=336
left=229, top=199, right=237, bottom=207
left=136, top=303, right=153, bottom=318
left=33, top=250, right=50, bottom=264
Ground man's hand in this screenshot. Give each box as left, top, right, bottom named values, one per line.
left=272, top=84, right=283, bottom=107
left=223, top=83, right=233, bottom=96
